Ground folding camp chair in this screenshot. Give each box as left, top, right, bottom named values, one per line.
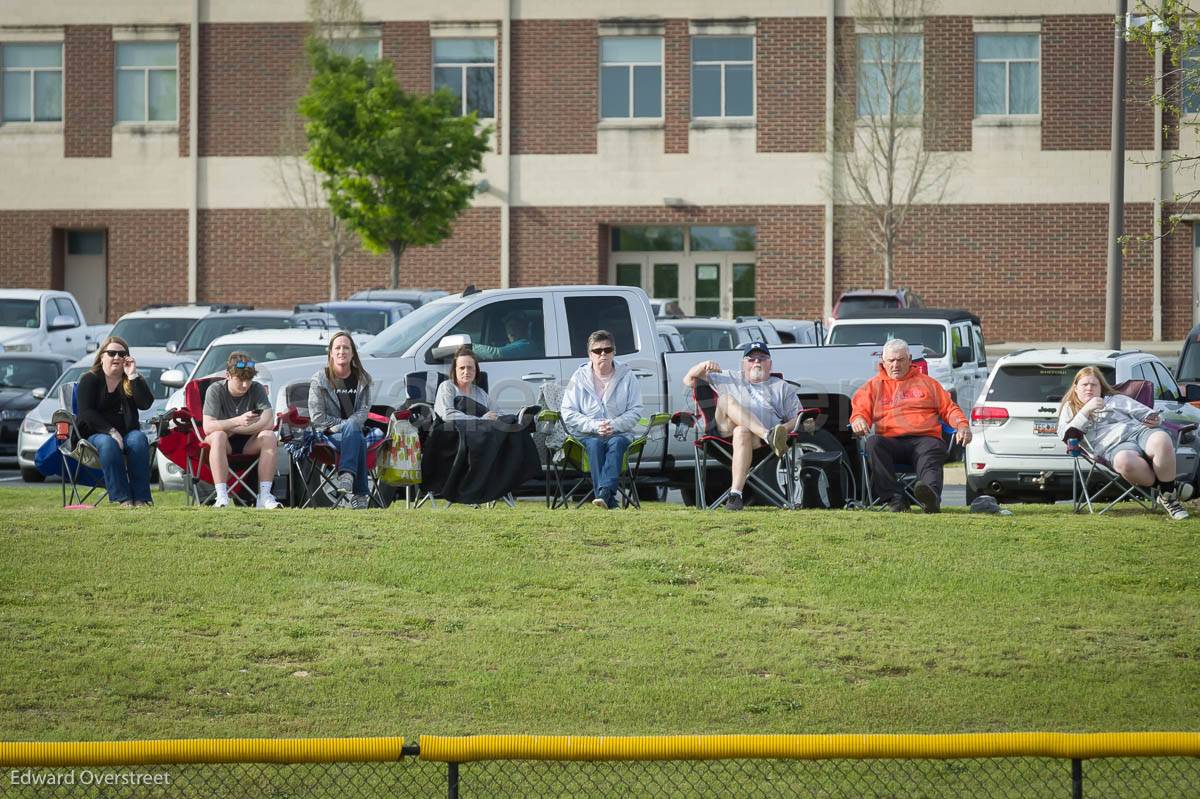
left=277, top=380, right=393, bottom=508
left=847, top=422, right=956, bottom=511
left=158, top=376, right=267, bottom=506
left=42, top=381, right=108, bottom=507
left=671, top=378, right=819, bottom=510
left=1061, top=379, right=1196, bottom=515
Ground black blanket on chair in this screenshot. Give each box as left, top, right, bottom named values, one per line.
left=421, top=418, right=541, bottom=504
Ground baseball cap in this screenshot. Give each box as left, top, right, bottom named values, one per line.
left=741, top=341, right=771, bottom=358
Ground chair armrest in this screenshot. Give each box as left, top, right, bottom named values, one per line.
left=537, top=409, right=561, bottom=423
left=670, top=410, right=695, bottom=441
left=516, top=404, right=542, bottom=429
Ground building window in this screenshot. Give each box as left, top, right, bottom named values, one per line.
left=975, top=33, right=1039, bottom=116
left=1, top=43, right=62, bottom=122
left=433, top=39, right=495, bottom=118
left=610, top=226, right=685, bottom=252
left=330, top=38, right=380, bottom=61
left=116, top=42, right=178, bottom=123
left=600, top=37, right=662, bottom=119
left=857, top=34, right=923, bottom=116
left=1184, top=45, right=1200, bottom=114
left=691, top=36, right=754, bottom=118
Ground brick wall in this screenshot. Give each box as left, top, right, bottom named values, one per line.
left=196, top=208, right=500, bottom=306
left=664, top=19, right=690, bottom=154
left=510, top=20, right=596, bottom=154
left=64, top=26, right=113, bottom=158
left=0, top=211, right=187, bottom=321
left=384, top=21, right=431, bottom=95
left=199, top=23, right=308, bottom=157
left=1043, top=15, right=1157, bottom=151
left=924, top=16, right=972, bottom=152
left=832, top=18, right=857, bottom=151
left=832, top=203, right=1186, bottom=341
left=178, top=25, right=191, bottom=158
left=757, top=17, right=826, bottom=153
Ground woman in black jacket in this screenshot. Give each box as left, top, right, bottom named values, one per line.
left=75, top=335, right=155, bottom=506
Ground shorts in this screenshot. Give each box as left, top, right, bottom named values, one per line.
left=228, top=434, right=251, bottom=455
left=1105, top=426, right=1160, bottom=459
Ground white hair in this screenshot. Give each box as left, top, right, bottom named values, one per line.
left=882, top=338, right=909, bottom=358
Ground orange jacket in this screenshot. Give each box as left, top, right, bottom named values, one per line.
left=850, top=363, right=968, bottom=439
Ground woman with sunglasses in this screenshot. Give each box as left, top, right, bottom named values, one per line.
left=308, top=331, right=374, bottom=510
left=75, top=335, right=155, bottom=506
left=560, top=329, right=643, bottom=509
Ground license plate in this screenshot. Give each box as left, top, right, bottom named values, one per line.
left=1033, top=420, right=1058, bottom=437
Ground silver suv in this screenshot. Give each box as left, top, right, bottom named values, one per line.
left=965, top=348, right=1200, bottom=504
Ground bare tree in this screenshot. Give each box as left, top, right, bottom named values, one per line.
left=268, top=0, right=364, bottom=300
left=832, top=0, right=957, bottom=289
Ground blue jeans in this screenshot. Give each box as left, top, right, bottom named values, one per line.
left=579, top=434, right=631, bottom=504
left=330, top=426, right=369, bottom=495
left=88, top=429, right=152, bottom=504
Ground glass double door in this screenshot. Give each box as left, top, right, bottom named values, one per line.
left=612, top=254, right=756, bottom=318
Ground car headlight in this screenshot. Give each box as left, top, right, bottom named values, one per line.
left=4, top=343, right=32, bottom=352
left=21, top=416, right=51, bottom=435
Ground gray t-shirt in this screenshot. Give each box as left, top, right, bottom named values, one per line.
left=707, top=372, right=801, bottom=430
left=203, top=379, right=271, bottom=421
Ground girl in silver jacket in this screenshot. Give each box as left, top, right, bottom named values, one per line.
left=308, top=331, right=374, bottom=509
left=1057, top=366, right=1187, bottom=519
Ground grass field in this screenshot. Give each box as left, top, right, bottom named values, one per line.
left=0, top=487, right=1197, bottom=742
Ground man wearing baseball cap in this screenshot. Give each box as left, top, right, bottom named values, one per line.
left=682, top=341, right=802, bottom=511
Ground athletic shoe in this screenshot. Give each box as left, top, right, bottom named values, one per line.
left=1157, top=491, right=1189, bottom=521
left=335, top=472, right=353, bottom=496
left=256, top=493, right=281, bottom=510
left=913, top=481, right=941, bottom=514
left=885, top=498, right=909, bottom=512
left=768, top=423, right=790, bottom=458
left=213, top=495, right=230, bottom=508
left=350, top=494, right=369, bottom=510
left=592, top=497, right=608, bottom=509
left=726, top=492, right=744, bottom=511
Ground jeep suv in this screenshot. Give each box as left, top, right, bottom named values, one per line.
left=965, top=348, right=1200, bottom=504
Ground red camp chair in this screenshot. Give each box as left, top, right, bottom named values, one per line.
left=156, top=376, right=268, bottom=506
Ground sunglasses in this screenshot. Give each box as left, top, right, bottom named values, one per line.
left=102, top=350, right=129, bottom=358
left=590, top=346, right=615, bottom=355
left=233, top=360, right=256, bottom=370
left=744, top=354, right=770, bottom=362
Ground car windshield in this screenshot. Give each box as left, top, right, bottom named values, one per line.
left=674, top=325, right=736, bottom=351
left=178, top=316, right=292, bottom=352
left=0, top=299, right=40, bottom=329
left=828, top=323, right=947, bottom=358
left=110, top=317, right=197, bottom=348
left=1178, top=339, right=1200, bottom=382
left=987, top=364, right=1117, bottom=403
left=361, top=301, right=461, bottom=358
left=47, top=365, right=178, bottom=401
left=838, top=296, right=900, bottom=314
left=0, top=358, right=63, bottom=389
left=192, top=343, right=330, bottom=380
left=330, top=308, right=391, bottom=335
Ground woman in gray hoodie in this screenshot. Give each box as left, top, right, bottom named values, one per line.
left=1057, top=366, right=1187, bottom=520
left=307, top=331, right=373, bottom=509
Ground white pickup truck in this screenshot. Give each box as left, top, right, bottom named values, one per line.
left=0, top=289, right=112, bottom=358
left=246, top=285, right=906, bottom=496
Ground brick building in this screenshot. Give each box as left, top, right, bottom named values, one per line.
left=0, top=0, right=1196, bottom=341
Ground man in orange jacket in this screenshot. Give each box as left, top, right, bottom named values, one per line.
left=850, top=338, right=971, bottom=512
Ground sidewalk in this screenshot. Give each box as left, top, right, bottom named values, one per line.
left=986, top=340, right=1181, bottom=363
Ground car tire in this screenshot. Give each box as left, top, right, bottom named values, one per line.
left=20, top=465, right=44, bottom=483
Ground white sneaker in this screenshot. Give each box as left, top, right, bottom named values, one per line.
left=256, top=493, right=282, bottom=510
left=213, top=495, right=230, bottom=508
left=1157, top=491, right=1189, bottom=521
left=336, top=472, right=353, bottom=496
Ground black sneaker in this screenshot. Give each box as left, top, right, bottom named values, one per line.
left=726, top=492, right=744, bottom=511
left=913, top=482, right=941, bottom=514
left=885, top=498, right=909, bottom=513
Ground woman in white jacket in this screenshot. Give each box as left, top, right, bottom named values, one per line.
left=1057, top=366, right=1188, bottom=520
left=560, top=330, right=643, bottom=509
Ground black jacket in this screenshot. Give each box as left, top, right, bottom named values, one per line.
left=75, top=369, right=155, bottom=437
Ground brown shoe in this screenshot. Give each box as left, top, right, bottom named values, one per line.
left=768, top=423, right=790, bottom=458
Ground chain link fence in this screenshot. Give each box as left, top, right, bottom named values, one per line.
left=2, top=736, right=1197, bottom=798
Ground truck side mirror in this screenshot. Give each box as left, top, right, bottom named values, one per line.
left=953, top=346, right=972, bottom=368
left=85, top=341, right=98, bottom=353
left=165, top=341, right=179, bottom=354
left=31, top=387, right=47, bottom=400
left=160, top=369, right=186, bottom=388
left=48, top=315, right=78, bottom=332
left=1185, top=383, right=1200, bottom=403
left=430, top=333, right=471, bottom=362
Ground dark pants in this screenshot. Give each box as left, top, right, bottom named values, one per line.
left=88, top=429, right=152, bottom=504
left=865, top=434, right=946, bottom=504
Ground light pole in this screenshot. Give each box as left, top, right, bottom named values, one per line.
left=1105, top=0, right=1128, bottom=350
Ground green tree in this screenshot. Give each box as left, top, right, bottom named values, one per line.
left=298, top=39, right=492, bottom=288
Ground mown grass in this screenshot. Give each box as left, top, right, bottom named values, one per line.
left=0, top=488, right=1196, bottom=742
